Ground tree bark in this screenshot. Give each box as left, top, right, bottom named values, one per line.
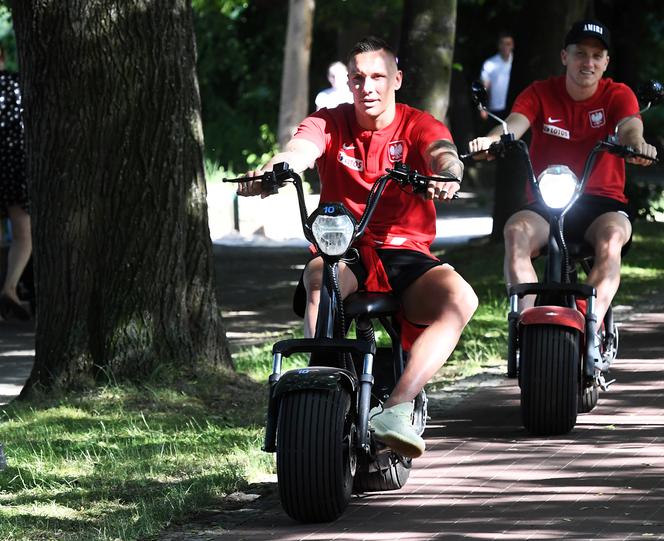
left=10, top=0, right=232, bottom=392
left=277, top=0, right=315, bottom=147
left=490, top=0, right=590, bottom=242
left=398, top=0, right=457, bottom=122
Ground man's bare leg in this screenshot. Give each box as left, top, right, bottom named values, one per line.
left=503, top=210, right=548, bottom=310
left=302, top=256, right=359, bottom=338
left=584, top=212, right=632, bottom=325
left=384, top=265, right=478, bottom=407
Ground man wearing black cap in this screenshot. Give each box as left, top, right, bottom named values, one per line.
left=469, top=19, right=657, bottom=361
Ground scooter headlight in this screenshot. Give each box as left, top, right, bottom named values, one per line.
left=536, top=165, right=579, bottom=210
left=310, top=205, right=356, bottom=256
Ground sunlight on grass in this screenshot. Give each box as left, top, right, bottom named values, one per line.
left=0, top=381, right=274, bottom=541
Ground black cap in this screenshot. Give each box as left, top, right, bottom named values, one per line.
left=564, top=19, right=610, bottom=50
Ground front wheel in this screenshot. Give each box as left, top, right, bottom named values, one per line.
left=276, top=388, right=355, bottom=523
left=520, top=324, right=580, bottom=435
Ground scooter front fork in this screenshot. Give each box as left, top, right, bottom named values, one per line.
left=507, top=294, right=519, bottom=378
left=583, top=296, right=599, bottom=381
left=357, top=353, right=375, bottom=453
left=263, top=352, right=283, bottom=452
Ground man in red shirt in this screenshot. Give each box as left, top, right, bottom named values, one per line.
left=469, top=19, right=657, bottom=358
left=238, top=37, right=477, bottom=458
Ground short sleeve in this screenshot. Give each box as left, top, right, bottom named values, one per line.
left=609, top=83, right=640, bottom=128
left=408, top=111, right=454, bottom=173
left=480, top=59, right=492, bottom=84
left=292, top=110, right=330, bottom=155
left=511, top=84, right=541, bottom=126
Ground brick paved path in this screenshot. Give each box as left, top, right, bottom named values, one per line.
left=160, top=309, right=664, bottom=540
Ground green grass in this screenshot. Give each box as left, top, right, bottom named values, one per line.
left=0, top=372, right=273, bottom=541
left=1, top=219, right=662, bottom=541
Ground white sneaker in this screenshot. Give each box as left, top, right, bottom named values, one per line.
left=369, top=402, right=425, bottom=459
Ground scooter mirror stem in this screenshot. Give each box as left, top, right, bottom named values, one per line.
left=611, top=103, right=652, bottom=143
left=480, top=106, right=509, bottom=135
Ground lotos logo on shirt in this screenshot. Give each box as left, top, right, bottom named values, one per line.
left=388, top=140, right=404, bottom=162
left=589, top=108, right=605, bottom=128
left=543, top=123, right=570, bottom=140
left=338, top=150, right=364, bottom=171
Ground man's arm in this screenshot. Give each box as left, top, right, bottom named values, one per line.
left=467, top=112, right=531, bottom=157
left=237, top=138, right=322, bottom=197
left=616, top=116, right=658, bottom=166
left=423, top=139, right=464, bottom=201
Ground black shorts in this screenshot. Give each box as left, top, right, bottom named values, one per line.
left=292, top=249, right=442, bottom=317
left=525, top=194, right=633, bottom=250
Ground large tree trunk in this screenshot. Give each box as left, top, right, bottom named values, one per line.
left=398, top=0, right=457, bottom=122
left=277, top=0, right=315, bottom=147
left=10, top=0, right=232, bottom=392
left=490, top=0, right=590, bottom=242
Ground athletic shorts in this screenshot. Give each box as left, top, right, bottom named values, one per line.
left=525, top=194, right=633, bottom=252
left=292, top=248, right=443, bottom=317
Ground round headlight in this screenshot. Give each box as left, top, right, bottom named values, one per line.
left=537, top=165, right=579, bottom=209
left=312, top=214, right=356, bottom=256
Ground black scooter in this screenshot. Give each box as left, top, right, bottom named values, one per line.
left=224, top=162, right=459, bottom=522
left=463, top=80, right=662, bottom=435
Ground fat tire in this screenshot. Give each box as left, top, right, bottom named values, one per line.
left=353, top=454, right=411, bottom=492
left=276, top=388, right=354, bottom=523
left=520, top=324, right=580, bottom=435
left=578, top=385, right=599, bottom=413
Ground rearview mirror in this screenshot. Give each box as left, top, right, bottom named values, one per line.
left=637, top=80, right=664, bottom=106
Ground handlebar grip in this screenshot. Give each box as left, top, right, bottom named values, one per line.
left=222, top=175, right=257, bottom=183
left=628, top=152, right=659, bottom=164
left=460, top=149, right=486, bottom=160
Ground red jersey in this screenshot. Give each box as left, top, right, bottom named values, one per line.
left=293, top=103, right=453, bottom=252
left=512, top=76, right=639, bottom=203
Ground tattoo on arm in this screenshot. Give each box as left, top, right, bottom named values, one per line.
left=429, top=140, right=464, bottom=180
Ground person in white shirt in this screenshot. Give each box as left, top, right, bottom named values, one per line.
left=480, top=32, right=514, bottom=117
left=314, top=61, right=353, bottom=110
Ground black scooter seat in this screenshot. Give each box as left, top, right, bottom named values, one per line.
left=344, top=292, right=401, bottom=318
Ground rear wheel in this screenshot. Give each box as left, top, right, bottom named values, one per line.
left=276, top=388, right=355, bottom=523
left=353, top=452, right=410, bottom=492
left=520, top=324, right=580, bottom=435
left=578, top=384, right=599, bottom=413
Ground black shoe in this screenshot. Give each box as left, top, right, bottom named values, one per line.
left=0, top=294, right=31, bottom=321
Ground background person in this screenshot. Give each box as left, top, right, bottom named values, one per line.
left=468, top=19, right=657, bottom=359
left=314, top=60, right=353, bottom=110
left=0, top=44, right=31, bottom=321
left=238, top=37, right=477, bottom=459
left=479, top=32, right=514, bottom=121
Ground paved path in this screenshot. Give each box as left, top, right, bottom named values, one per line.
left=159, top=306, right=664, bottom=540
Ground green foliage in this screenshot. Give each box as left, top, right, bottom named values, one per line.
left=625, top=171, right=664, bottom=221
left=192, top=0, right=286, bottom=170
left=243, top=123, right=279, bottom=169
left=0, top=5, right=18, bottom=71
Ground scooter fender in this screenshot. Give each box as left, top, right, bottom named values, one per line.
left=519, top=305, right=585, bottom=333
left=263, top=367, right=358, bottom=453
left=272, top=366, right=358, bottom=399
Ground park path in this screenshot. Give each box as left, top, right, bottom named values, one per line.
left=159, top=305, right=664, bottom=540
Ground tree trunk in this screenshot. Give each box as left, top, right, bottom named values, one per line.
left=10, top=0, right=232, bottom=392
left=490, top=0, right=590, bottom=242
left=278, top=0, right=315, bottom=147
left=398, top=0, right=457, bottom=122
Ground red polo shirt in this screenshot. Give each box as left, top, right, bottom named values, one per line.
left=293, top=103, right=453, bottom=253
left=512, top=76, right=639, bottom=203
